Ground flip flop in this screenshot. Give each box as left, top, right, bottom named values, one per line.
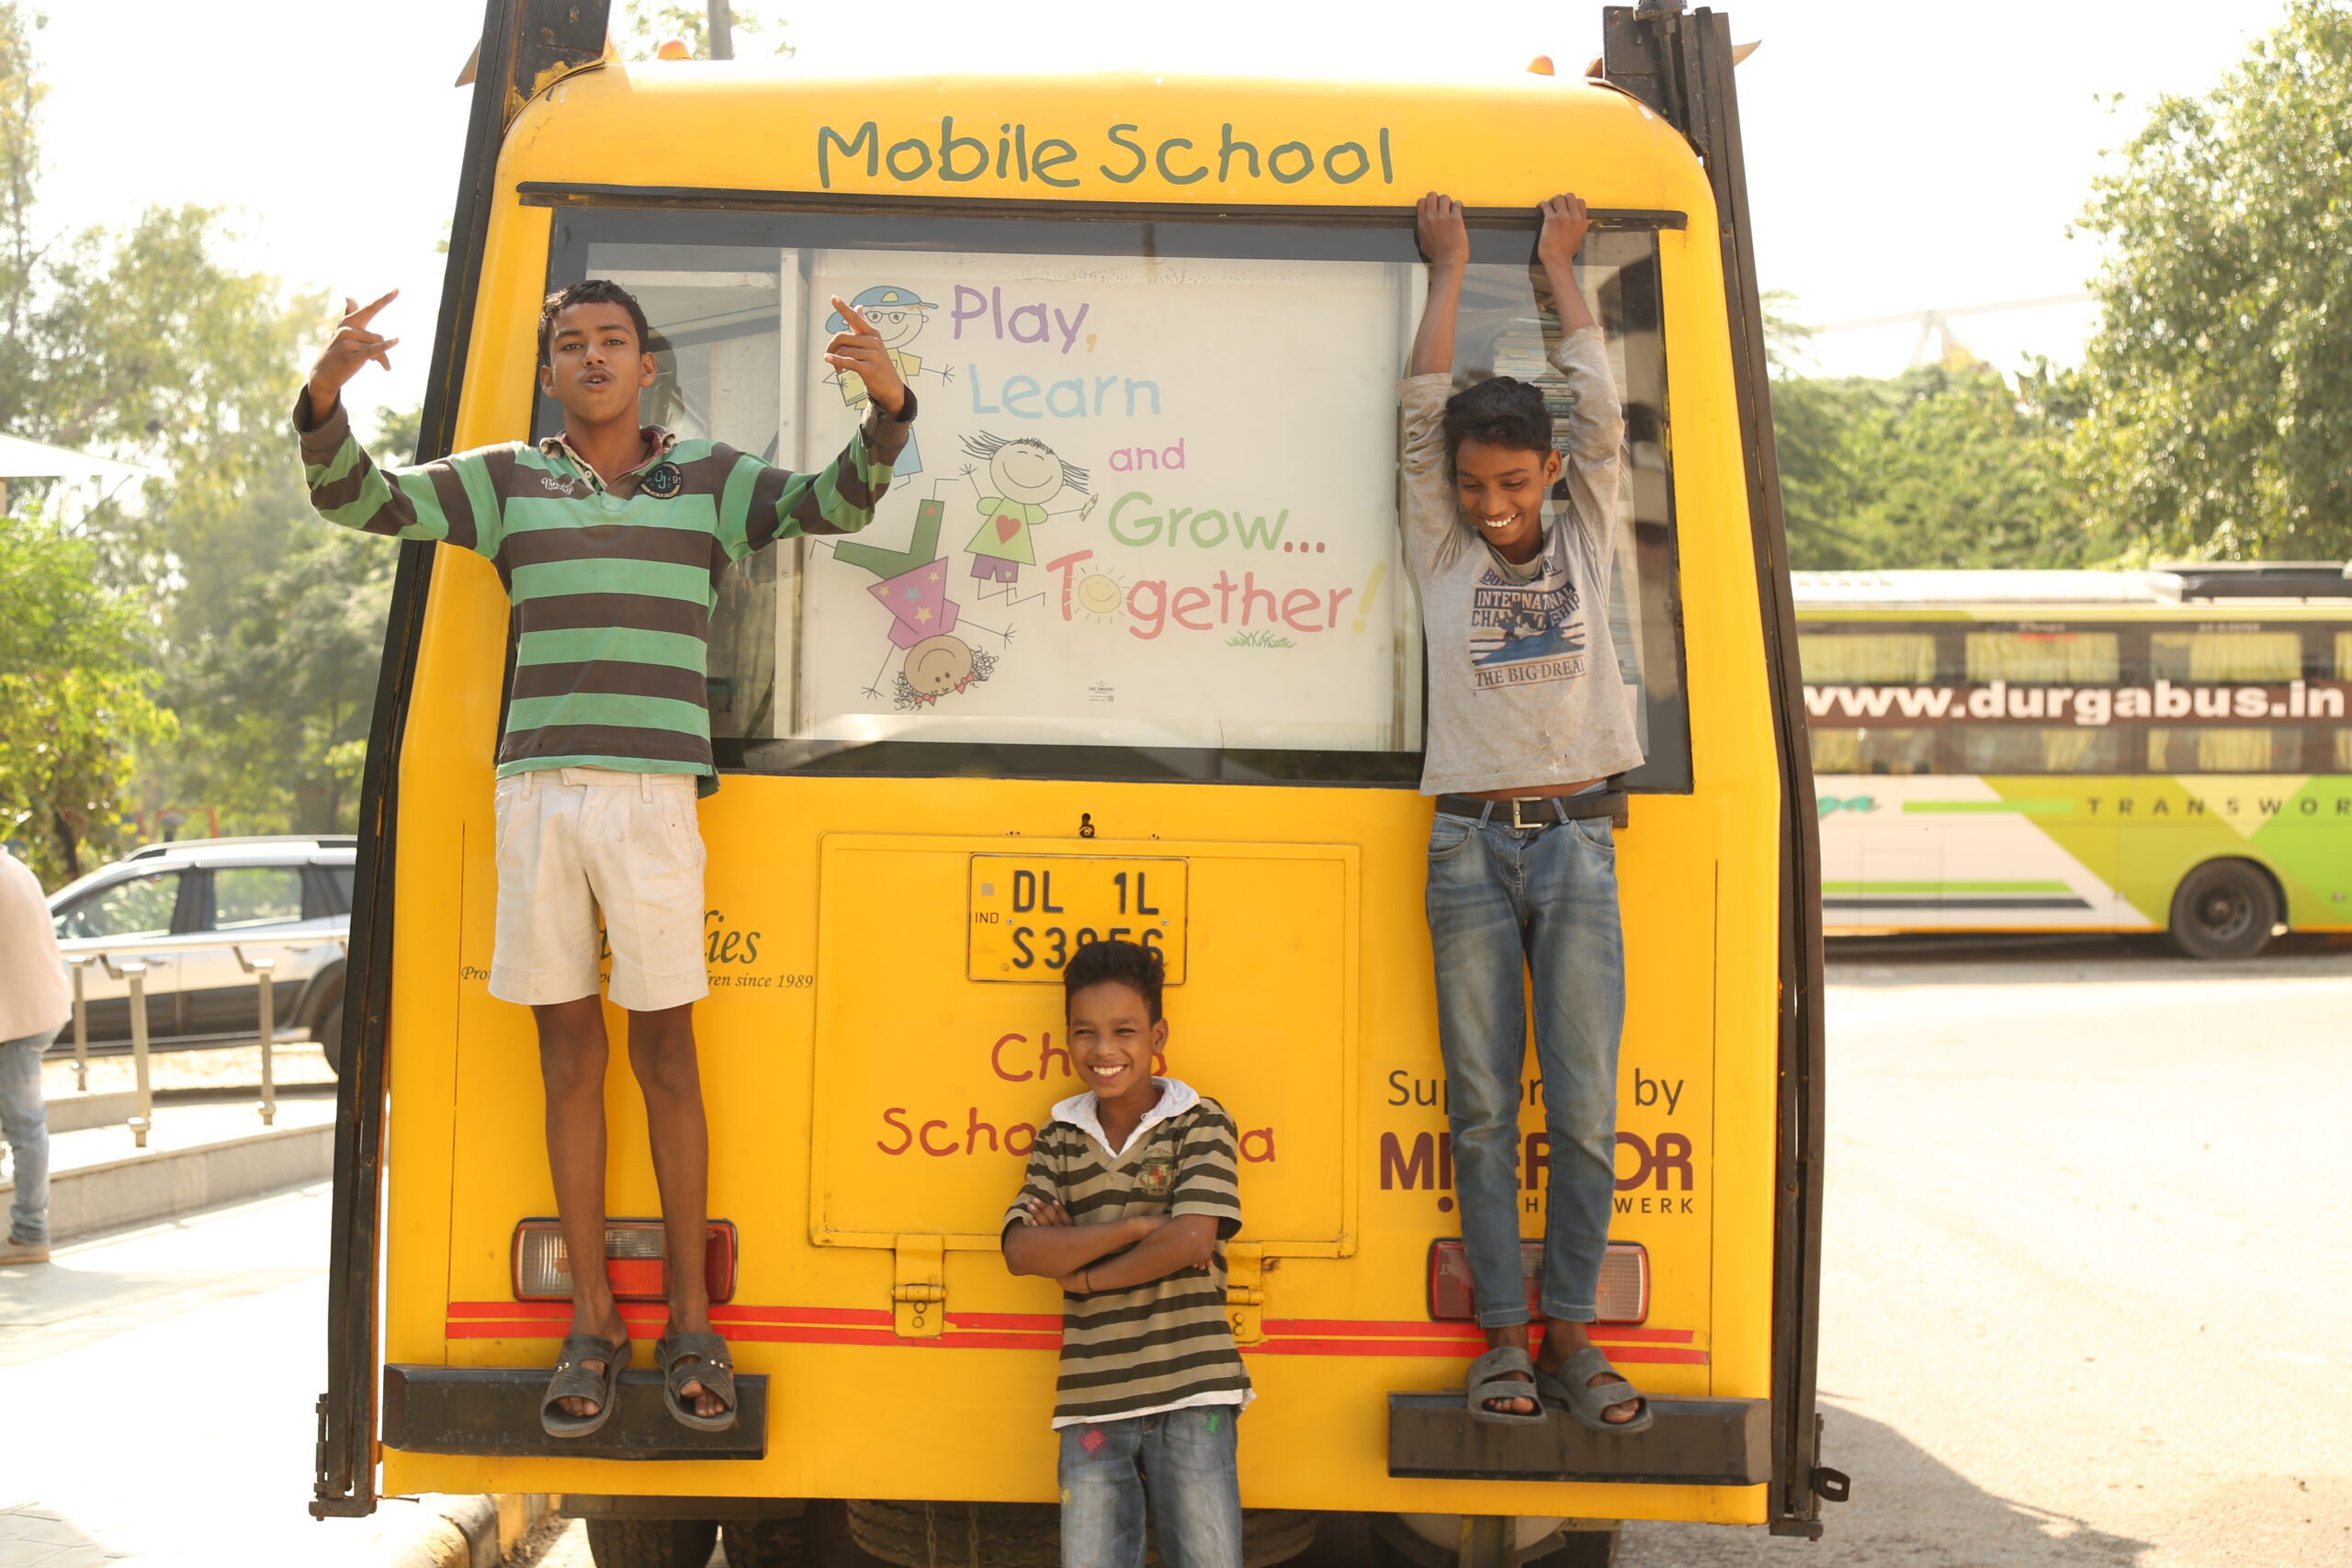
left=654, top=1330, right=740, bottom=1433
left=1537, top=1343, right=1656, bottom=1434
left=540, top=1333, right=629, bottom=1438
left=1464, top=1345, right=1548, bottom=1426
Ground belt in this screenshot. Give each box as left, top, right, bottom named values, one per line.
left=1435, top=784, right=1628, bottom=830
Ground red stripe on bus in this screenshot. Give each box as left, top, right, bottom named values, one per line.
left=1248, top=1338, right=1710, bottom=1364
left=1261, top=1319, right=1694, bottom=1344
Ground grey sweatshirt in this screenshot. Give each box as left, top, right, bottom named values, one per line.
left=1398, top=327, right=1645, bottom=796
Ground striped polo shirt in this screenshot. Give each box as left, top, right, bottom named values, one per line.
left=1003, top=1079, right=1252, bottom=1427
left=294, top=390, right=913, bottom=780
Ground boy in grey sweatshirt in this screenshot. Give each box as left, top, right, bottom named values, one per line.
left=1400, top=191, right=1650, bottom=1434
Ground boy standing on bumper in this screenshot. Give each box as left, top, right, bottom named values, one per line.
left=1001, top=940, right=1250, bottom=1568
left=1402, top=193, right=1652, bottom=1432
left=295, top=279, right=915, bottom=1436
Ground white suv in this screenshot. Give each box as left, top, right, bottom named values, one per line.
left=48, top=836, right=356, bottom=1074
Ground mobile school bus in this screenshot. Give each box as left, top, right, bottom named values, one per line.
left=1800, top=565, right=2352, bottom=959
left=311, top=4, right=1838, bottom=1562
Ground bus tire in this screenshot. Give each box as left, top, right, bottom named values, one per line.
left=721, top=1516, right=807, bottom=1568
left=584, top=1517, right=719, bottom=1568
left=839, top=1500, right=1317, bottom=1568
left=2167, top=859, right=2281, bottom=960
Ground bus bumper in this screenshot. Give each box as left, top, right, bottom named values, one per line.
left=382, top=1365, right=768, bottom=1460
left=1386, top=1393, right=1769, bottom=1484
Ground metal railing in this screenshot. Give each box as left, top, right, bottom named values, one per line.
left=56, top=931, right=349, bottom=1146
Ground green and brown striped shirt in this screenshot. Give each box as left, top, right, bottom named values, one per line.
left=293, top=390, right=914, bottom=780
left=1003, top=1079, right=1252, bottom=1427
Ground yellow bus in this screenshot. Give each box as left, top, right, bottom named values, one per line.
left=311, top=4, right=1840, bottom=1562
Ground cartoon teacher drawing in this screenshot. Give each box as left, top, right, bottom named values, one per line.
left=831, top=497, right=1010, bottom=709
left=955, top=431, right=1096, bottom=604
left=824, top=285, right=955, bottom=475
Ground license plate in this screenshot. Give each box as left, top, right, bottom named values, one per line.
left=967, top=855, right=1188, bottom=983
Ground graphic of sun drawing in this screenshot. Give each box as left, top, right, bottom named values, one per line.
left=1072, top=569, right=1127, bottom=624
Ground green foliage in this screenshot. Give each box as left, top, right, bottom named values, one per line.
left=618, top=1, right=795, bottom=59
left=2072, top=0, right=2352, bottom=559
left=1771, top=360, right=2096, bottom=571
left=0, top=513, right=175, bottom=886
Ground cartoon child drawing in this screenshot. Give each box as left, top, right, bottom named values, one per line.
left=824, top=286, right=955, bottom=475
left=831, top=497, right=1010, bottom=709
left=955, top=432, right=1096, bottom=604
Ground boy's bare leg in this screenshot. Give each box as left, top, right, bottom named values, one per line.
left=627, top=1000, right=725, bottom=1419
left=536, top=996, right=627, bottom=1418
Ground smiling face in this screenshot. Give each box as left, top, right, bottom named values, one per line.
left=1453, top=437, right=1564, bottom=563
left=864, top=305, right=928, bottom=349
left=904, top=635, right=975, bottom=696
left=539, top=302, right=656, bottom=426
left=1067, top=978, right=1168, bottom=1111
left=991, top=443, right=1063, bottom=502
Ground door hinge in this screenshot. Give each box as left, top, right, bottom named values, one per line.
left=1225, top=1242, right=1266, bottom=1345
left=892, top=1235, right=946, bottom=1337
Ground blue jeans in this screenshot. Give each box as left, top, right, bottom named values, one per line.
left=1057, top=1405, right=1243, bottom=1568
left=1, top=1028, right=57, bottom=1245
left=1426, top=810, right=1624, bottom=1326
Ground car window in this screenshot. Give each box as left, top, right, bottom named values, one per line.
left=56, top=872, right=182, bottom=940
left=211, top=865, right=306, bottom=931
left=327, top=865, right=355, bottom=913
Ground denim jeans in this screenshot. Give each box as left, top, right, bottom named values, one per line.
left=1425, top=810, right=1624, bottom=1325
left=1, top=1027, right=57, bottom=1246
left=1057, top=1405, right=1243, bottom=1568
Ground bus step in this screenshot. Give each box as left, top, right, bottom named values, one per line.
left=382, top=1365, right=767, bottom=1460
left=1385, top=1393, right=1767, bottom=1484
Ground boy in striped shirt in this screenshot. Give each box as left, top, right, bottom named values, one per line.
left=1003, top=940, right=1250, bottom=1568
left=295, top=279, right=914, bottom=1438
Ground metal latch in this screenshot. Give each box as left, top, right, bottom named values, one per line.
left=1224, top=1242, right=1266, bottom=1345
left=892, top=1235, right=946, bottom=1338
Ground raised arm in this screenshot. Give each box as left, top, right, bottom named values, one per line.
left=1535, top=193, right=1627, bottom=562
left=722, top=295, right=920, bottom=556
left=294, top=290, right=505, bottom=552
left=1409, top=192, right=1468, bottom=377
left=1536, top=194, right=1598, bottom=341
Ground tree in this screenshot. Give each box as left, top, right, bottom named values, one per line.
left=2072, top=0, right=2352, bottom=559
left=617, top=1, right=795, bottom=59
left=0, top=513, right=175, bottom=886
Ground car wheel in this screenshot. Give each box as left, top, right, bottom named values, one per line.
left=318, top=996, right=345, bottom=1076
left=2166, top=859, right=2281, bottom=960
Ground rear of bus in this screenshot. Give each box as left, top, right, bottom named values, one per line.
left=316, top=5, right=1835, bottom=1558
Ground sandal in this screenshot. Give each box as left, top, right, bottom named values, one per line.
left=654, top=1330, right=739, bottom=1433
left=1537, top=1344, right=1655, bottom=1434
left=540, top=1333, right=629, bottom=1438
left=1464, top=1345, right=1547, bottom=1426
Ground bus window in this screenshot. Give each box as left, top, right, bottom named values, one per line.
left=2148, top=727, right=2304, bottom=772
left=1964, top=628, right=2119, bottom=684
left=1812, top=726, right=1936, bottom=775
left=2150, top=629, right=2301, bottom=682
left=544, top=210, right=1690, bottom=790
left=1797, top=630, right=1935, bottom=684
left=1961, top=726, right=2120, bottom=775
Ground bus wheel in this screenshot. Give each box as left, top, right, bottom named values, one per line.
left=584, top=1517, right=719, bottom=1568
left=2167, top=860, right=2281, bottom=960
left=720, top=1516, right=807, bottom=1568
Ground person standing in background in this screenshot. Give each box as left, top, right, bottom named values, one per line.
left=0, top=843, right=69, bottom=1265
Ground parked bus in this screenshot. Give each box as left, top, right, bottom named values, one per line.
left=1798, top=564, right=2352, bottom=958
left=312, top=4, right=1838, bottom=1562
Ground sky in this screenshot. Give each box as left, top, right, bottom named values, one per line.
left=27, top=0, right=2292, bottom=424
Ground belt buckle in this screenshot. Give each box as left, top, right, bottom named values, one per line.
left=1510, top=797, right=1550, bottom=831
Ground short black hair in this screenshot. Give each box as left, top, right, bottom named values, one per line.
left=1063, top=939, right=1167, bottom=1023
left=538, top=279, right=651, bottom=366
left=1442, top=375, right=1555, bottom=460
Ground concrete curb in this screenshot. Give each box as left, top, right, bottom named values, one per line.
left=0, top=1122, right=334, bottom=1242
left=361, top=1493, right=560, bottom=1568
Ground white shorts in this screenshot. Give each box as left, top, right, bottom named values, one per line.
left=489, top=767, right=709, bottom=1012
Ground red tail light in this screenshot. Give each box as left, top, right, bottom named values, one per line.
left=510, top=1218, right=738, bottom=1303
left=1427, top=1238, right=1648, bottom=1325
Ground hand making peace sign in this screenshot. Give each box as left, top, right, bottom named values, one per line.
left=306, top=289, right=401, bottom=419
left=823, top=294, right=910, bottom=417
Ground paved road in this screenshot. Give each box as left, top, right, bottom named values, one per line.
left=4, top=943, right=2345, bottom=1567
left=1622, top=942, right=2352, bottom=1568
